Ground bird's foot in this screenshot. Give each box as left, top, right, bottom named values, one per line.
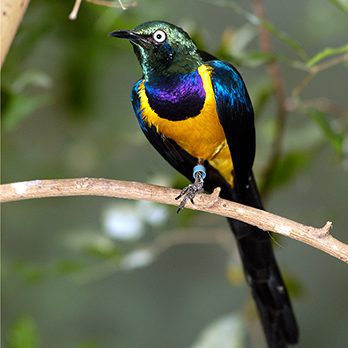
left=175, top=164, right=206, bottom=213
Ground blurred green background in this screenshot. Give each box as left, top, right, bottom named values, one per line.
left=2, top=0, right=348, bottom=347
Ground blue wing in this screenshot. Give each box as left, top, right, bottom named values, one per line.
left=206, top=60, right=299, bottom=345
left=207, top=60, right=256, bottom=187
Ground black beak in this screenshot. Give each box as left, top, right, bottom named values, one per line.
left=109, top=30, right=145, bottom=43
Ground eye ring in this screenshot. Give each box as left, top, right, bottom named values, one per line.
left=152, top=30, right=167, bottom=43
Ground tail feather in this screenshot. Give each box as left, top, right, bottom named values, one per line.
left=222, top=174, right=299, bottom=347
left=230, top=218, right=298, bottom=347
left=199, top=163, right=298, bottom=347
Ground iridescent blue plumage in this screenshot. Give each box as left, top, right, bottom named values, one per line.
left=208, top=60, right=256, bottom=183
left=209, top=61, right=253, bottom=113
left=131, top=80, right=146, bottom=130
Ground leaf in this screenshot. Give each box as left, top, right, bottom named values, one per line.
left=63, top=230, right=123, bottom=259
left=252, top=82, right=274, bottom=117
left=229, top=24, right=257, bottom=52
left=265, top=150, right=313, bottom=190
left=1, top=70, right=52, bottom=131
left=55, top=260, right=85, bottom=275
left=7, top=315, right=39, bottom=348
left=84, top=240, right=122, bottom=259
left=284, top=272, right=306, bottom=299
left=330, top=0, right=348, bottom=14
left=218, top=24, right=257, bottom=57
left=306, top=43, right=348, bottom=68
left=2, top=92, right=50, bottom=131
left=242, top=51, right=276, bottom=67
left=12, top=70, right=52, bottom=92
left=204, top=0, right=308, bottom=60
left=260, top=20, right=309, bottom=61
left=305, top=107, right=345, bottom=156
left=12, top=261, right=45, bottom=284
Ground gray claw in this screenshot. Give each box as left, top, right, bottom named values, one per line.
left=175, top=170, right=205, bottom=213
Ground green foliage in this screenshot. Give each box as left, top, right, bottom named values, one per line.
left=217, top=24, right=277, bottom=67
left=305, top=107, right=345, bottom=156
left=206, top=0, right=309, bottom=60
left=258, top=18, right=308, bottom=61
left=284, top=272, right=306, bottom=299
left=262, top=149, right=313, bottom=191
left=330, top=0, right=348, bottom=14
left=12, top=261, right=45, bottom=284
left=252, top=82, right=274, bottom=118
left=306, top=43, right=348, bottom=68
left=55, top=260, right=86, bottom=275
left=2, top=93, right=49, bottom=131
left=83, top=238, right=122, bottom=259
left=1, top=70, right=51, bottom=131
left=7, top=315, right=38, bottom=348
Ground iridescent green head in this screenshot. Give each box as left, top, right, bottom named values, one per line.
left=110, top=21, right=203, bottom=79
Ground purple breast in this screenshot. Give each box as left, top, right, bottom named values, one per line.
left=145, top=71, right=206, bottom=121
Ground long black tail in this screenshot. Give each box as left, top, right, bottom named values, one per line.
left=225, top=173, right=299, bottom=347
left=202, top=165, right=299, bottom=347
left=149, top=136, right=299, bottom=346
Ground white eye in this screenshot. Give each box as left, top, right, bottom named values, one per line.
left=152, top=30, right=167, bottom=43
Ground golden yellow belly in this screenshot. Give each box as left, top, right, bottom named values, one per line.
left=138, top=64, right=234, bottom=185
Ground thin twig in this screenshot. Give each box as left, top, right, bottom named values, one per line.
left=69, top=0, right=137, bottom=20
left=292, top=53, right=348, bottom=98
left=251, top=0, right=288, bottom=197
left=310, top=52, right=348, bottom=74
left=74, top=227, right=236, bottom=283
left=69, top=0, right=82, bottom=20
left=1, top=178, right=347, bottom=263
left=85, top=0, right=137, bottom=9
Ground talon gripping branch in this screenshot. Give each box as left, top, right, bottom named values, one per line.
left=110, top=21, right=299, bottom=348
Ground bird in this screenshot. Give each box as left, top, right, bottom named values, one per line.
left=109, top=20, right=299, bottom=348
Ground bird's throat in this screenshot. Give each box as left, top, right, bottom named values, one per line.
left=144, top=70, right=205, bottom=121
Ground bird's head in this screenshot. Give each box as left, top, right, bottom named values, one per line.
left=110, top=21, right=203, bottom=79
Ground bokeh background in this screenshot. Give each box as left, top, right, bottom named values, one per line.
left=2, top=1, right=348, bottom=347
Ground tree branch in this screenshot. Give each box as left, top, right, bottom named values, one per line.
left=251, top=0, right=288, bottom=197
left=1, top=0, right=30, bottom=67
left=1, top=178, right=347, bottom=263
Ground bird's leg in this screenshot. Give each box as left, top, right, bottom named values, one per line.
left=175, top=164, right=206, bottom=213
